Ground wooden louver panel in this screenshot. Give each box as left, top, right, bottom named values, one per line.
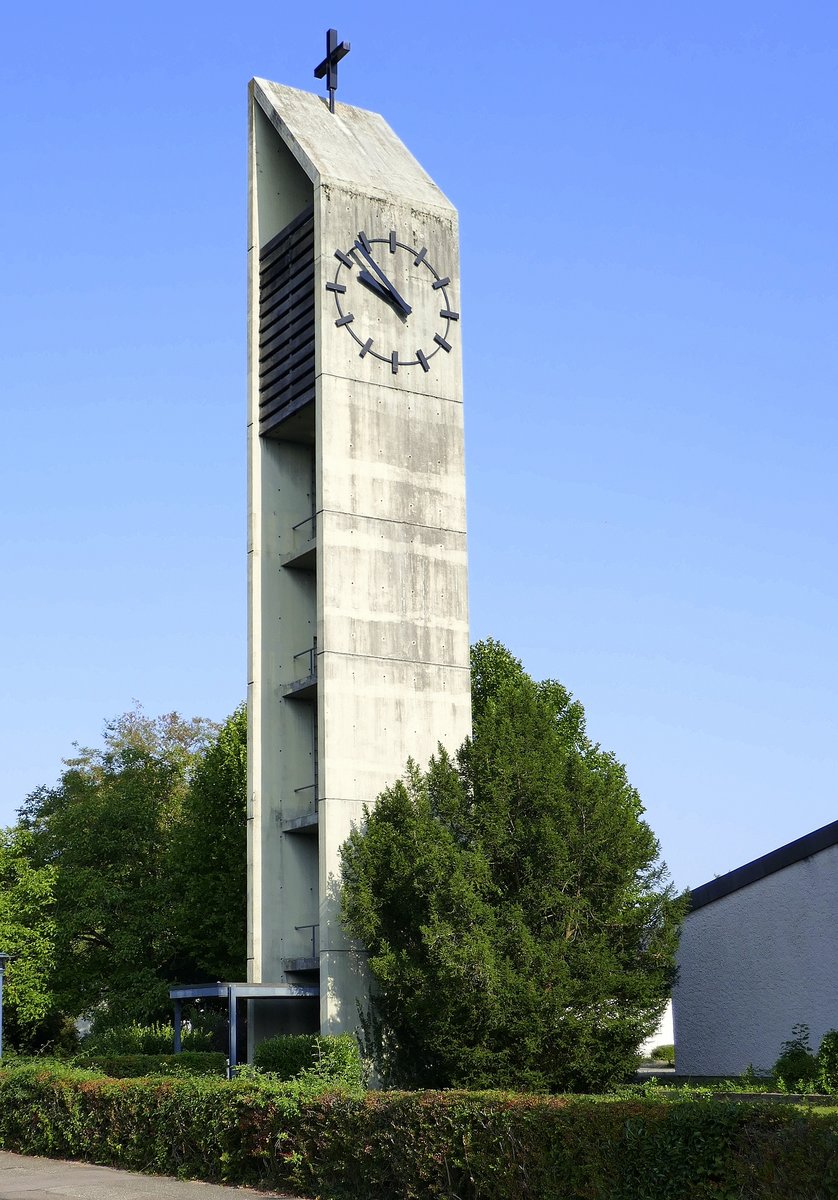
left=258, top=205, right=315, bottom=435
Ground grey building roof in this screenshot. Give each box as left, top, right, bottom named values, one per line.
left=689, top=818, right=838, bottom=911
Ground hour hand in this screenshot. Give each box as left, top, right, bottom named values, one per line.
left=357, top=268, right=395, bottom=304
left=354, top=237, right=412, bottom=316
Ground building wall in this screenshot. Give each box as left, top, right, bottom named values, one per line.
left=673, top=843, right=838, bottom=1076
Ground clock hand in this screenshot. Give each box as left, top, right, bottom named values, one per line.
left=357, top=269, right=411, bottom=321
left=357, top=268, right=395, bottom=303
left=354, top=236, right=412, bottom=316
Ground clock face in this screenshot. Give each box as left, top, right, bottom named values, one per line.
left=326, top=230, right=459, bottom=373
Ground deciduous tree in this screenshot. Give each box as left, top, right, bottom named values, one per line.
left=169, top=704, right=247, bottom=981
left=18, top=708, right=218, bottom=1027
left=0, top=827, right=58, bottom=1050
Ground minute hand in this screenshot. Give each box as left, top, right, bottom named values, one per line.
left=354, top=239, right=412, bottom=316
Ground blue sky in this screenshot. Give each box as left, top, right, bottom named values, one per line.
left=1, top=1, right=836, bottom=890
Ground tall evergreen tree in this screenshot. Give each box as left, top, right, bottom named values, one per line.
left=340, top=639, right=687, bottom=1091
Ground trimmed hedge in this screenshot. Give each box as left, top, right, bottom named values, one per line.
left=74, top=1053, right=227, bottom=1078
left=0, top=1064, right=837, bottom=1199
left=649, top=1043, right=675, bottom=1066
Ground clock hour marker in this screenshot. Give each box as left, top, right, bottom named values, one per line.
left=440, top=309, right=459, bottom=320
left=432, top=277, right=450, bottom=290
left=389, top=230, right=397, bottom=253
left=326, top=281, right=346, bottom=293
left=391, top=351, right=399, bottom=374
left=358, top=231, right=371, bottom=253
left=335, top=313, right=354, bottom=326
left=359, top=338, right=373, bottom=357
left=434, top=333, right=451, bottom=353
left=334, top=249, right=354, bottom=268
left=417, top=350, right=430, bottom=372
left=413, top=247, right=428, bottom=266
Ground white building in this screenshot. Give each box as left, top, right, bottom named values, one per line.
left=639, top=999, right=673, bottom=1059
left=673, top=819, right=838, bottom=1077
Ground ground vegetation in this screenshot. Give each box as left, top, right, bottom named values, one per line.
left=0, top=1062, right=836, bottom=1199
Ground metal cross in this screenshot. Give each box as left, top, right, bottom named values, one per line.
left=314, top=28, right=350, bottom=114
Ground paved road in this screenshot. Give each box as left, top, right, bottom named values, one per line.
left=0, top=1153, right=305, bottom=1200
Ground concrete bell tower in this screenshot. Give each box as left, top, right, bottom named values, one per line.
left=247, top=74, right=471, bottom=1045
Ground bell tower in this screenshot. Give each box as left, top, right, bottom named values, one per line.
left=247, top=69, right=471, bottom=1043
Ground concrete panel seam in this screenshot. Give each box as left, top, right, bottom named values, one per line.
left=316, top=369, right=464, bottom=405
left=315, top=506, right=466, bottom=537
left=317, top=648, right=471, bottom=672
left=317, top=798, right=374, bottom=805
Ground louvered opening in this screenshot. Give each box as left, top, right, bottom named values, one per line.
left=258, top=205, right=315, bottom=436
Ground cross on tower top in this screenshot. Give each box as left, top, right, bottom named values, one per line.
left=314, top=28, right=350, bottom=114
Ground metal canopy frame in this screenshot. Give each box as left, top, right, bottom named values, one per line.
left=169, top=981, right=319, bottom=1067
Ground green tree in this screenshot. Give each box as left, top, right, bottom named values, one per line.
left=340, top=639, right=687, bottom=1091
left=169, top=704, right=247, bottom=981
left=0, top=827, right=59, bottom=1050
left=19, top=707, right=218, bottom=1028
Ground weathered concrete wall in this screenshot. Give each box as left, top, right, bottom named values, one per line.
left=673, top=843, right=838, bottom=1075
left=248, top=81, right=471, bottom=1044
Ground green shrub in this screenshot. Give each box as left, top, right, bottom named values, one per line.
left=818, top=1029, right=838, bottom=1093
left=253, top=1033, right=363, bottom=1087
left=252, top=1033, right=313, bottom=1078
left=650, top=1043, right=675, bottom=1066
left=773, top=1023, right=819, bottom=1091
left=0, top=1065, right=837, bottom=1198
left=80, top=1020, right=215, bottom=1056
left=76, top=1052, right=227, bottom=1077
